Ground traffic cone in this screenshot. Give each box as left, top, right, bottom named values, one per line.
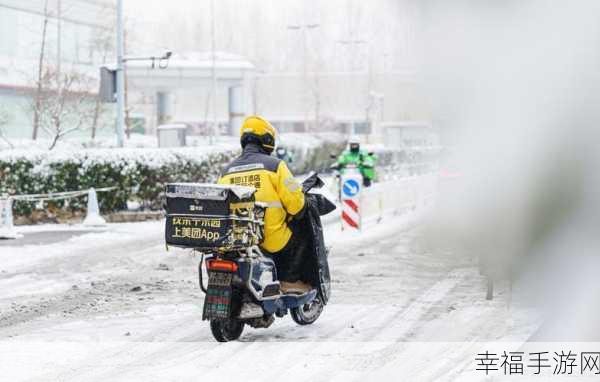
left=83, top=188, right=107, bottom=227
left=0, top=197, right=19, bottom=239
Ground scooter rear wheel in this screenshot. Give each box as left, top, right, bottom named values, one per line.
left=210, top=319, right=244, bottom=342
left=291, top=298, right=323, bottom=325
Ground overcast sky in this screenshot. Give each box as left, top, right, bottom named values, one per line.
left=125, top=0, right=169, bottom=22
left=122, top=0, right=417, bottom=74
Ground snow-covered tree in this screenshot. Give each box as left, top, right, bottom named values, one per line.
left=35, top=67, right=97, bottom=150
left=0, top=105, right=14, bottom=149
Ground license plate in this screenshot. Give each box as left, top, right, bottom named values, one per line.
left=208, top=271, right=233, bottom=287
left=202, top=271, right=233, bottom=320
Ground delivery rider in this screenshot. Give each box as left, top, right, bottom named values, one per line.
left=218, top=116, right=311, bottom=294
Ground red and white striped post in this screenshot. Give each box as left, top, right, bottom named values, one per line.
left=340, top=169, right=362, bottom=231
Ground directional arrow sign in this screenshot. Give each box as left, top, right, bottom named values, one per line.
left=342, top=178, right=360, bottom=198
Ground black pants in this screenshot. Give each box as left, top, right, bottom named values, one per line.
left=271, top=228, right=307, bottom=283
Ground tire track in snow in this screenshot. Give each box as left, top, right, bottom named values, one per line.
left=323, top=268, right=471, bottom=374
left=0, top=242, right=166, bottom=333
left=370, top=268, right=471, bottom=341
left=9, top=207, right=492, bottom=380
left=256, top=267, right=473, bottom=379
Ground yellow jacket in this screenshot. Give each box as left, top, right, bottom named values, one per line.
left=218, top=144, right=305, bottom=253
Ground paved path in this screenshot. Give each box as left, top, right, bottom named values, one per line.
left=0, top=230, right=96, bottom=246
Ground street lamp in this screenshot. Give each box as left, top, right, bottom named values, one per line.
left=115, top=0, right=171, bottom=147
left=115, top=0, right=126, bottom=147
left=123, top=51, right=172, bottom=67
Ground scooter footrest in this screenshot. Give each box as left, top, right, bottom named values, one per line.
left=281, top=289, right=318, bottom=309
left=262, top=283, right=281, bottom=297
left=238, top=302, right=264, bottom=319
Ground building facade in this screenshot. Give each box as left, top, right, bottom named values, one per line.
left=121, top=0, right=429, bottom=142
left=0, top=0, right=114, bottom=139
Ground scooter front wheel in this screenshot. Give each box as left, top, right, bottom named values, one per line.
left=291, top=298, right=323, bottom=325
left=210, top=319, right=244, bottom=342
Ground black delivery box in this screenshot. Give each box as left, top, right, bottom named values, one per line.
left=165, top=183, right=264, bottom=250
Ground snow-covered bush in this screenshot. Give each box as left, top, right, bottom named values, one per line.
left=280, top=132, right=346, bottom=174
left=0, top=147, right=238, bottom=217
left=0, top=134, right=346, bottom=219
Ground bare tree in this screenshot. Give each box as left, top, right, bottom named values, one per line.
left=311, top=74, right=321, bottom=131
left=88, top=4, right=116, bottom=141
left=89, top=89, right=104, bottom=141
left=32, top=0, right=51, bottom=140
left=35, top=67, right=96, bottom=150
left=0, top=106, right=14, bottom=149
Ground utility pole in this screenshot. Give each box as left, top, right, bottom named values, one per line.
left=210, top=0, right=217, bottom=145
left=115, top=0, right=125, bottom=147
left=32, top=0, right=50, bottom=140
left=287, top=21, right=319, bottom=132
left=104, top=1, right=171, bottom=145
left=124, top=27, right=131, bottom=139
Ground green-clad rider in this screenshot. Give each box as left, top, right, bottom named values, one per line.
left=332, top=140, right=377, bottom=187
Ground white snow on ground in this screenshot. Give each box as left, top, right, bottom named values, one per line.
left=0, top=179, right=543, bottom=381
left=10, top=224, right=108, bottom=234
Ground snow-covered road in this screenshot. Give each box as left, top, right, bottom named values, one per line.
left=0, top=201, right=540, bottom=381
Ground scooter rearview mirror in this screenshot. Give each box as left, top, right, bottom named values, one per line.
left=302, top=172, right=324, bottom=192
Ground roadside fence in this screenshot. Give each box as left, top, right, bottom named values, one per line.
left=0, top=187, right=116, bottom=239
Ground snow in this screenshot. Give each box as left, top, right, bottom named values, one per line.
left=127, top=51, right=256, bottom=71
left=0, top=132, right=345, bottom=181
left=0, top=178, right=542, bottom=381
left=0, top=132, right=345, bottom=156
left=0, top=198, right=20, bottom=239
left=166, top=183, right=256, bottom=199
left=0, top=145, right=237, bottom=172
left=0, top=134, right=237, bottom=152
left=82, top=189, right=107, bottom=227
left=81, top=214, right=107, bottom=227
left=0, top=221, right=162, bottom=272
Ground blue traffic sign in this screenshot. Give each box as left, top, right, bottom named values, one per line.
left=342, top=179, right=360, bottom=198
